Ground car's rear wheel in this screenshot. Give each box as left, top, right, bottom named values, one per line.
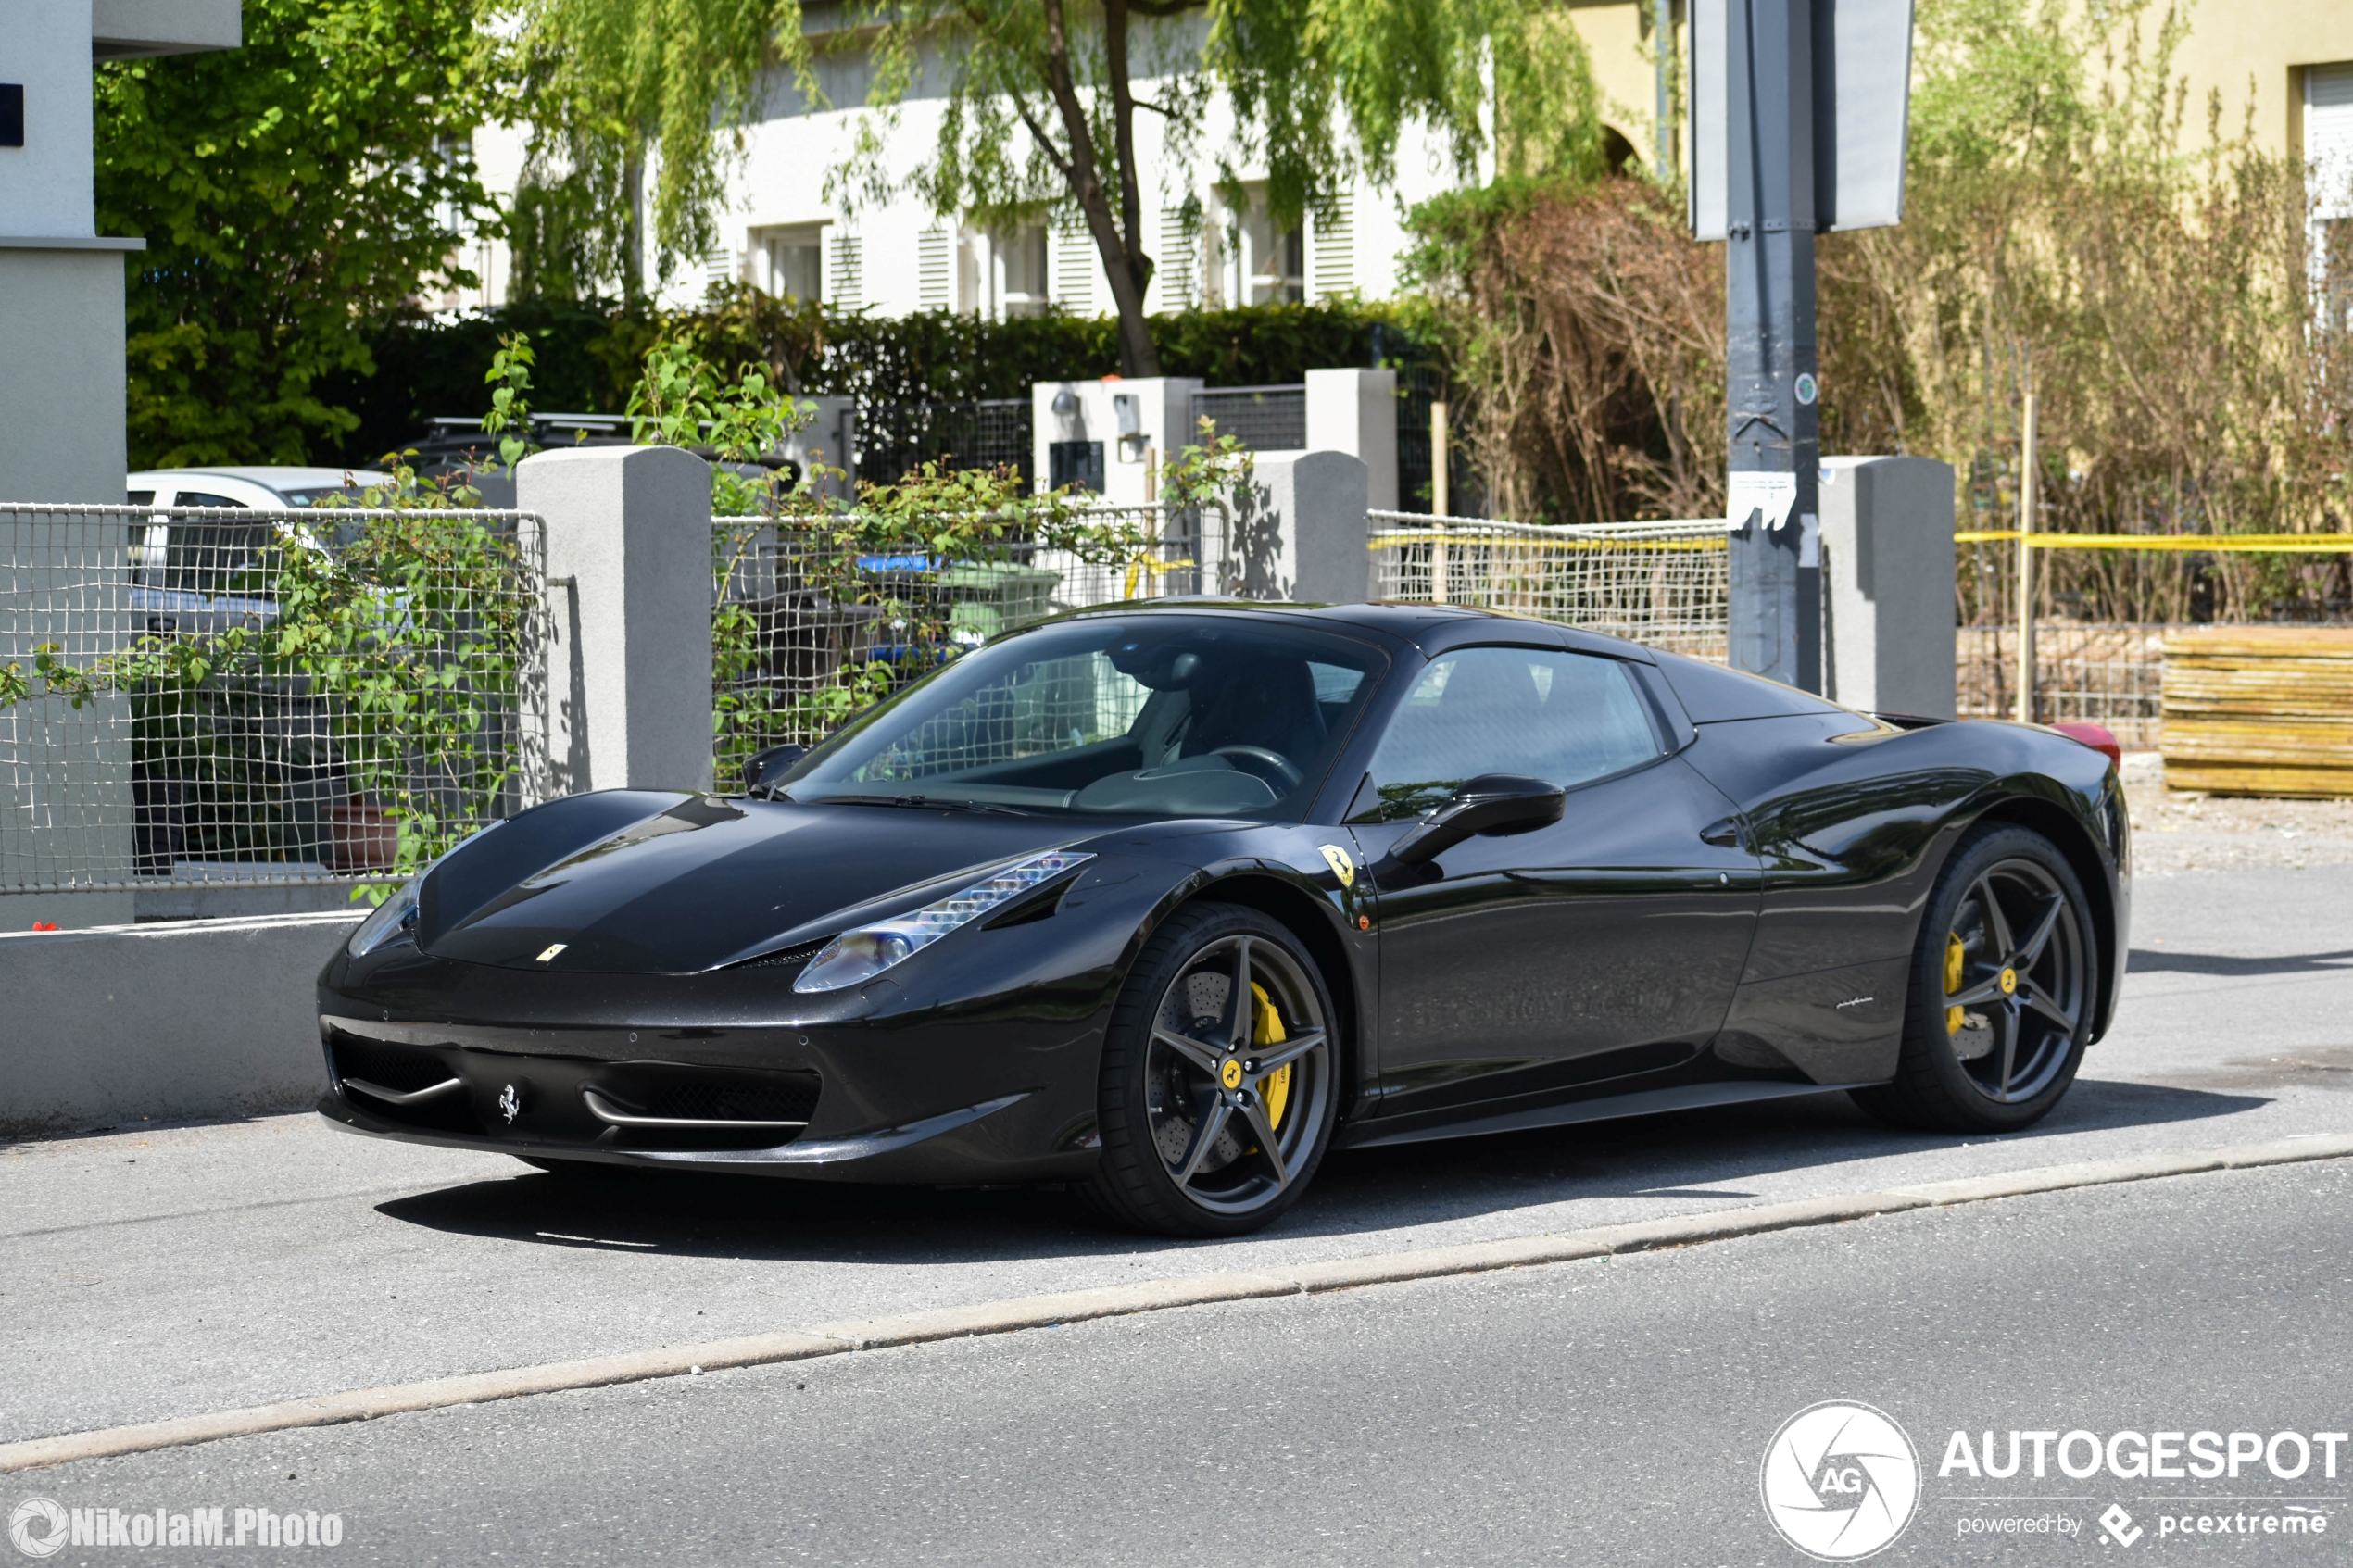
left=1085, top=902, right=1340, bottom=1236
left=1853, top=824, right=2096, bottom=1133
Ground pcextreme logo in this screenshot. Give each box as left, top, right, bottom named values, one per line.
left=1761, top=1401, right=1922, bottom=1561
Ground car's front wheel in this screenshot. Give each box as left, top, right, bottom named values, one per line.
left=1086, top=902, right=1340, bottom=1236
left=1853, top=823, right=2097, bottom=1133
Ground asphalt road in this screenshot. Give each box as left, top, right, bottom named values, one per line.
left=3, top=860, right=2350, bottom=1462
left=19, top=1158, right=2351, bottom=1564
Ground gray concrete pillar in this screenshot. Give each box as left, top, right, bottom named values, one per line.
left=519, top=445, right=714, bottom=799
left=1030, top=377, right=1203, bottom=504
left=1819, top=455, right=1958, bottom=719
left=1304, top=369, right=1399, bottom=512
left=1234, top=451, right=1371, bottom=603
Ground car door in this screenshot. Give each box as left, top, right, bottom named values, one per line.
left=1351, top=643, right=1763, bottom=1122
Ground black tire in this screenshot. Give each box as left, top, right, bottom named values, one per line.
left=1853, top=823, right=2097, bottom=1133
left=1084, top=902, right=1341, bottom=1236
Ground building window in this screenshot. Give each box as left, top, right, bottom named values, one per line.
left=998, top=225, right=1051, bottom=317
left=2306, top=65, right=2353, bottom=330
left=1252, top=221, right=1305, bottom=305
left=752, top=224, right=824, bottom=303
left=1211, top=184, right=1305, bottom=307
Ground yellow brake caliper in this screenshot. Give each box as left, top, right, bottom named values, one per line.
left=1251, top=982, right=1291, bottom=1128
left=1944, top=934, right=1967, bottom=1036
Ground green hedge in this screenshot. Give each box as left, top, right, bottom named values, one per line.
left=324, top=294, right=1433, bottom=467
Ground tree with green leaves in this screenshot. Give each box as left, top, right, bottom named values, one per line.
left=514, top=0, right=1606, bottom=376
left=96, top=0, right=503, bottom=467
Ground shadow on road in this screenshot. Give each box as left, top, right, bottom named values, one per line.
left=2128, top=947, right=2353, bottom=977
left=371, top=1077, right=2269, bottom=1265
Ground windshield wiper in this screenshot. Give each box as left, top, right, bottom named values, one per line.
left=793, top=793, right=1034, bottom=816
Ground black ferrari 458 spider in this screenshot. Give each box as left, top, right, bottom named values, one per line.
left=318, top=601, right=2128, bottom=1235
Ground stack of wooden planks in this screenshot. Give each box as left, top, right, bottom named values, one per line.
left=2160, top=627, right=2353, bottom=797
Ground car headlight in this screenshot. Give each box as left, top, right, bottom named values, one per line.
left=346, top=820, right=505, bottom=958
left=793, top=850, right=1093, bottom=994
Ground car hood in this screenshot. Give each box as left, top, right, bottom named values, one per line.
left=419, top=792, right=1114, bottom=975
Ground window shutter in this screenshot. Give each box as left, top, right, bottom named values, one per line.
left=2309, top=64, right=2353, bottom=219
left=1155, top=207, right=1197, bottom=312
left=918, top=228, right=954, bottom=310
left=827, top=232, right=864, bottom=311
left=1312, top=190, right=1356, bottom=299
left=1054, top=216, right=1096, bottom=312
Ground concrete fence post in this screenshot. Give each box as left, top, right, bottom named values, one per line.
left=1234, top=451, right=1371, bottom=603
left=518, top=445, right=715, bottom=801
left=1304, top=369, right=1399, bottom=513
left=1818, top=455, right=1959, bottom=719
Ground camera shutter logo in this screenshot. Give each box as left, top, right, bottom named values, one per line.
left=9, top=1499, right=69, bottom=1560
left=1760, top=1401, right=1920, bottom=1560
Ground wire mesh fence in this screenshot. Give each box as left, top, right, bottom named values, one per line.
left=711, top=504, right=1214, bottom=783
left=1367, top=510, right=1730, bottom=660
left=856, top=399, right=1033, bottom=486
left=1957, top=622, right=2168, bottom=747
left=0, top=503, right=545, bottom=894
left=1190, top=386, right=1308, bottom=451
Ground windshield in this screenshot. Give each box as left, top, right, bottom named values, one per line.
left=778, top=615, right=1388, bottom=820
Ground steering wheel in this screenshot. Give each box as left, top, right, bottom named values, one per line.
left=1211, top=745, right=1304, bottom=790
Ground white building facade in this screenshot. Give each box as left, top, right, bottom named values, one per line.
left=468, top=31, right=1480, bottom=319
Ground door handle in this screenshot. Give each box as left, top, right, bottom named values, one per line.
left=1699, top=817, right=1747, bottom=850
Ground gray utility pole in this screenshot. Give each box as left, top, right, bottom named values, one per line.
left=1723, top=0, right=1820, bottom=690
left=1656, top=0, right=1677, bottom=181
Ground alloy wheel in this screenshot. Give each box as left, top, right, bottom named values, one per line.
left=1939, top=857, right=2088, bottom=1104
left=1142, top=932, right=1333, bottom=1217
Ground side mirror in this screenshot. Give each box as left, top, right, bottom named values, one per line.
left=1386, top=773, right=1566, bottom=868
left=741, top=743, right=807, bottom=796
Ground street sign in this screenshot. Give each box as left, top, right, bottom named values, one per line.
left=1689, top=0, right=1915, bottom=241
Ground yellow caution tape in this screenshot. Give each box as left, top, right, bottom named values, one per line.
left=1366, top=532, right=1726, bottom=553
left=1123, top=557, right=1199, bottom=598
left=1955, top=531, right=2353, bottom=552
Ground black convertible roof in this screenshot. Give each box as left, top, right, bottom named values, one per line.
left=1056, top=596, right=1655, bottom=659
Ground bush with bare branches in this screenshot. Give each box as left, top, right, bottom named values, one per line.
left=1408, top=0, right=2353, bottom=625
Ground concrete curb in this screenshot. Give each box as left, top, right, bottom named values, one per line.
left=6, top=1130, right=2350, bottom=1474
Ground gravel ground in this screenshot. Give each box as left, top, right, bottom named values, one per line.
left=2122, top=752, right=2353, bottom=874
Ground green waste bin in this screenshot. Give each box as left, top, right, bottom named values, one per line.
left=937, top=560, right=1063, bottom=645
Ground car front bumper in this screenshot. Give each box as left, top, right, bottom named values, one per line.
left=313, top=946, right=1122, bottom=1185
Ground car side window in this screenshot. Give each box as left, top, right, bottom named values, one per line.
left=1354, top=646, right=1661, bottom=822
left=162, top=493, right=274, bottom=596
